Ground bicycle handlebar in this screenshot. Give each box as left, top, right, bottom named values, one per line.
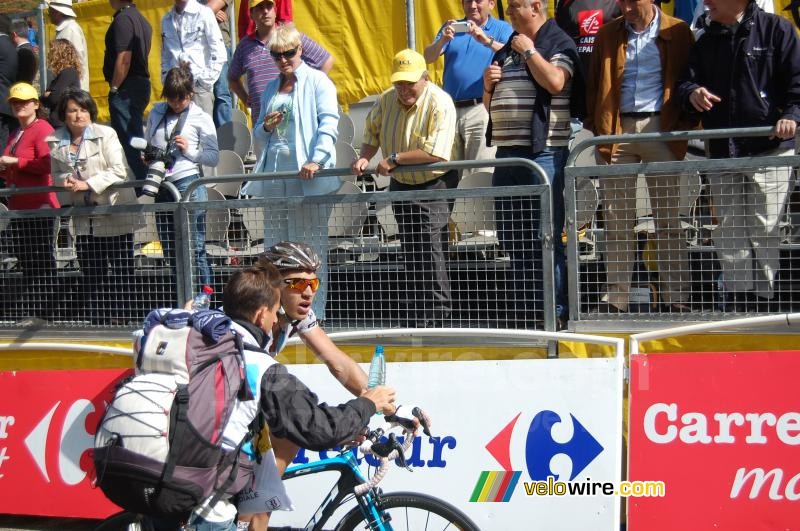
left=353, top=420, right=418, bottom=496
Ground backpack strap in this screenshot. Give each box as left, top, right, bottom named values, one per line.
left=205, top=435, right=249, bottom=509
left=160, top=385, right=190, bottom=485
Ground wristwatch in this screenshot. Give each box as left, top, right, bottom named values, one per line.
left=523, top=48, right=538, bottom=61
left=389, top=152, right=400, bottom=166
left=109, top=86, right=119, bottom=95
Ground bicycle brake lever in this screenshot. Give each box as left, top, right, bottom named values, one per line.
left=412, top=407, right=432, bottom=437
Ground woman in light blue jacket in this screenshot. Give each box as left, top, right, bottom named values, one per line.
left=248, top=23, right=339, bottom=319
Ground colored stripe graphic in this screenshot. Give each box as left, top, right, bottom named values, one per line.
left=470, top=471, right=521, bottom=502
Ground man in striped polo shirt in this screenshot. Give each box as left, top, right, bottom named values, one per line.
left=483, top=0, right=582, bottom=328
left=351, top=49, right=457, bottom=328
left=228, top=0, right=333, bottom=123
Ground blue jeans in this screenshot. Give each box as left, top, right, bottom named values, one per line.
left=155, top=174, right=212, bottom=291
left=108, top=76, right=150, bottom=182
left=493, top=145, right=568, bottom=319
left=212, top=51, right=233, bottom=128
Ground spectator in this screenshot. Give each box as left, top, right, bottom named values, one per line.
left=0, top=15, right=19, bottom=151
left=482, top=0, right=582, bottom=328
left=48, top=0, right=89, bottom=90
left=145, top=63, right=218, bottom=291
left=27, top=19, right=37, bottom=47
left=678, top=0, right=800, bottom=311
left=104, top=0, right=152, bottom=183
left=423, top=0, right=512, bottom=177
left=0, top=83, right=59, bottom=326
left=201, top=0, right=233, bottom=127
left=237, top=0, right=291, bottom=42
left=42, top=39, right=81, bottom=128
left=11, top=19, right=38, bottom=85
left=247, top=24, right=340, bottom=320
left=351, top=49, right=457, bottom=328
left=48, top=89, right=140, bottom=325
left=161, top=0, right=227, bottom=117
left=229, top=0, right=333, bottom=125
left=585, top=0, right=695, bottom=313
left=555, top=0, right=620, bottom=73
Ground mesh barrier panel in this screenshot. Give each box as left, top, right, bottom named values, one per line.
left=185, top=183, right=551, bottom=331
left=566, top=156, right=800, bottom=321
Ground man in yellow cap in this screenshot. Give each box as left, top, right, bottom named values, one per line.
left=351, top=49, right=457, bottom=328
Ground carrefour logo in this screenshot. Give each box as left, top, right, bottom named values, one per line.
left=487, top=410, right=604, bottom=482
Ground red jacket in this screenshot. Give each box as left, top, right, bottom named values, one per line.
left=238, top=0, right=292, bottom=42
left=2, top=118, right=60, bottom=210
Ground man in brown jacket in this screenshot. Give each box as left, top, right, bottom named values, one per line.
left=585, top=0, right=694, bottom=313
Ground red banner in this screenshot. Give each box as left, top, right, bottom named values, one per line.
left=0, top=369, right=130, bottom=518
left=628, top=351, right=800, bottom=530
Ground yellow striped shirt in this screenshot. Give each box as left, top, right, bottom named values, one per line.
left=363, top=82, right=456, bottom=185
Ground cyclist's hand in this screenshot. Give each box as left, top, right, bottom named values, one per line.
left=386, top=405, right=432, bottom=436
left=362, top=385, right=396, bottom=413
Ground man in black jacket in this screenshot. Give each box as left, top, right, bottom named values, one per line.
left=11, top=19, right=37, bottom=85
left=677, top=0, right=800, bottom=310
left=0, top=15, right=19, bottom=152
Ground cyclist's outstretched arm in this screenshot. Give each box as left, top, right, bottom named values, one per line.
left=301, top=327, right=369, bottom=396
left=260, top=363, right=394, bottom=450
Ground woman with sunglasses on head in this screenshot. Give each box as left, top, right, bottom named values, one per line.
left=247, top=23, right=339, bottom=321
left=0, top=83, right=60, bottom=325
left=48, top=88, right=141, bottom=325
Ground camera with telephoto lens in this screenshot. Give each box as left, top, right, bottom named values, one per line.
left=130, top=137, right=182, bottom=197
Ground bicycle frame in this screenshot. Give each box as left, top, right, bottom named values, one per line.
left=282, top=450, right=390, bottom=531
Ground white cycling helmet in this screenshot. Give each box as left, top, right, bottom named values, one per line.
left=261, top=241, right=322, bottom=272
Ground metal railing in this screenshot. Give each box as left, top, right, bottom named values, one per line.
left=0, top=159, right=558, bottom=333
left=565, top=127, right=800, bottom=329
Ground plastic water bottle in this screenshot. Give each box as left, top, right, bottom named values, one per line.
left=192, top=285, right=214, bottom=311
left=367, top=345, right=385, bottom=389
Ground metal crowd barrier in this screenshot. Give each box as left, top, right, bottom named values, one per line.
left=565, top=126, right=800, bottom=329
left=0, top=159, right=558, bottom=333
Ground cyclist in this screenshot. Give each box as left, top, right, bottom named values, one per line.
left=238, top=241, right=409, bottom=529
left=154, top=260, right=397, bottom=531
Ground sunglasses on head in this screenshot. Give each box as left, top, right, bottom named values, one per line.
left=284, top=277, right=320, bottom=292
left=270, top=47, right=299, bottom=60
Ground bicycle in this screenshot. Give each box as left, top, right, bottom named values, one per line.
left=94, top=410, right=480, bottom=531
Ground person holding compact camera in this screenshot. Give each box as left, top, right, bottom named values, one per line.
left=48, top=88, right=142, bottom=324
left=143, top=62, right=218, bottom=290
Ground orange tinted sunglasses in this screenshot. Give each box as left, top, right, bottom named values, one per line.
left=284, top=277, right=320, bottom=292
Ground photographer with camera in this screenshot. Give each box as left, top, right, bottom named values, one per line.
left=141, top=62, right=218, bottom=290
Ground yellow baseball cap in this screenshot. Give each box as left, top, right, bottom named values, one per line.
left=7, top=83, right=39, bottom=102
left=390, top=49, right=426, bottom=84
left=249, top=0, right=274, bottom=9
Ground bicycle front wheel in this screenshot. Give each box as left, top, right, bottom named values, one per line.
left=335, top=491, right=480, bottom=531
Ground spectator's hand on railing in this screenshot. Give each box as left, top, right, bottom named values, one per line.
left=299, top=162, right=320, bottom=180
left=375, top=157, right=395, bottom=176
left=351, top=156, right=370, bottom=176
left=689, top=87, right=721, bottom=112
left=772, top=119, right=797, bottom=140
left=64, top=175, right=88, bottom=192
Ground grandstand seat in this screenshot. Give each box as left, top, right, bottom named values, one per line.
left=337, top=109, right=355, bottom=144
left=450, top=171, right=498, bottom=256
left=216, top=121, right=252, bottom=162
left=210, top=150, right=245, bottom=198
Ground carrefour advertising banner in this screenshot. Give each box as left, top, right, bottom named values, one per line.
left=0, top=357, right=623, bottom=529
left=272, top=358, right=624, bottom=530
left=628, top=351, right=800, bottom=530
left=0, top=369, right=127, bottom=518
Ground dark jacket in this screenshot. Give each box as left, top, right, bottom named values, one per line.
left=0, top=35, right=17, bottom=117
left=42, top=67, right=80, bottom=128
left=486, top=19, right=585, bottom=153
left=231, top=318, right=375, bottom=451
left=16, top=43, right=38, bottom=85
left=677, top=1, right=800, bottom=157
